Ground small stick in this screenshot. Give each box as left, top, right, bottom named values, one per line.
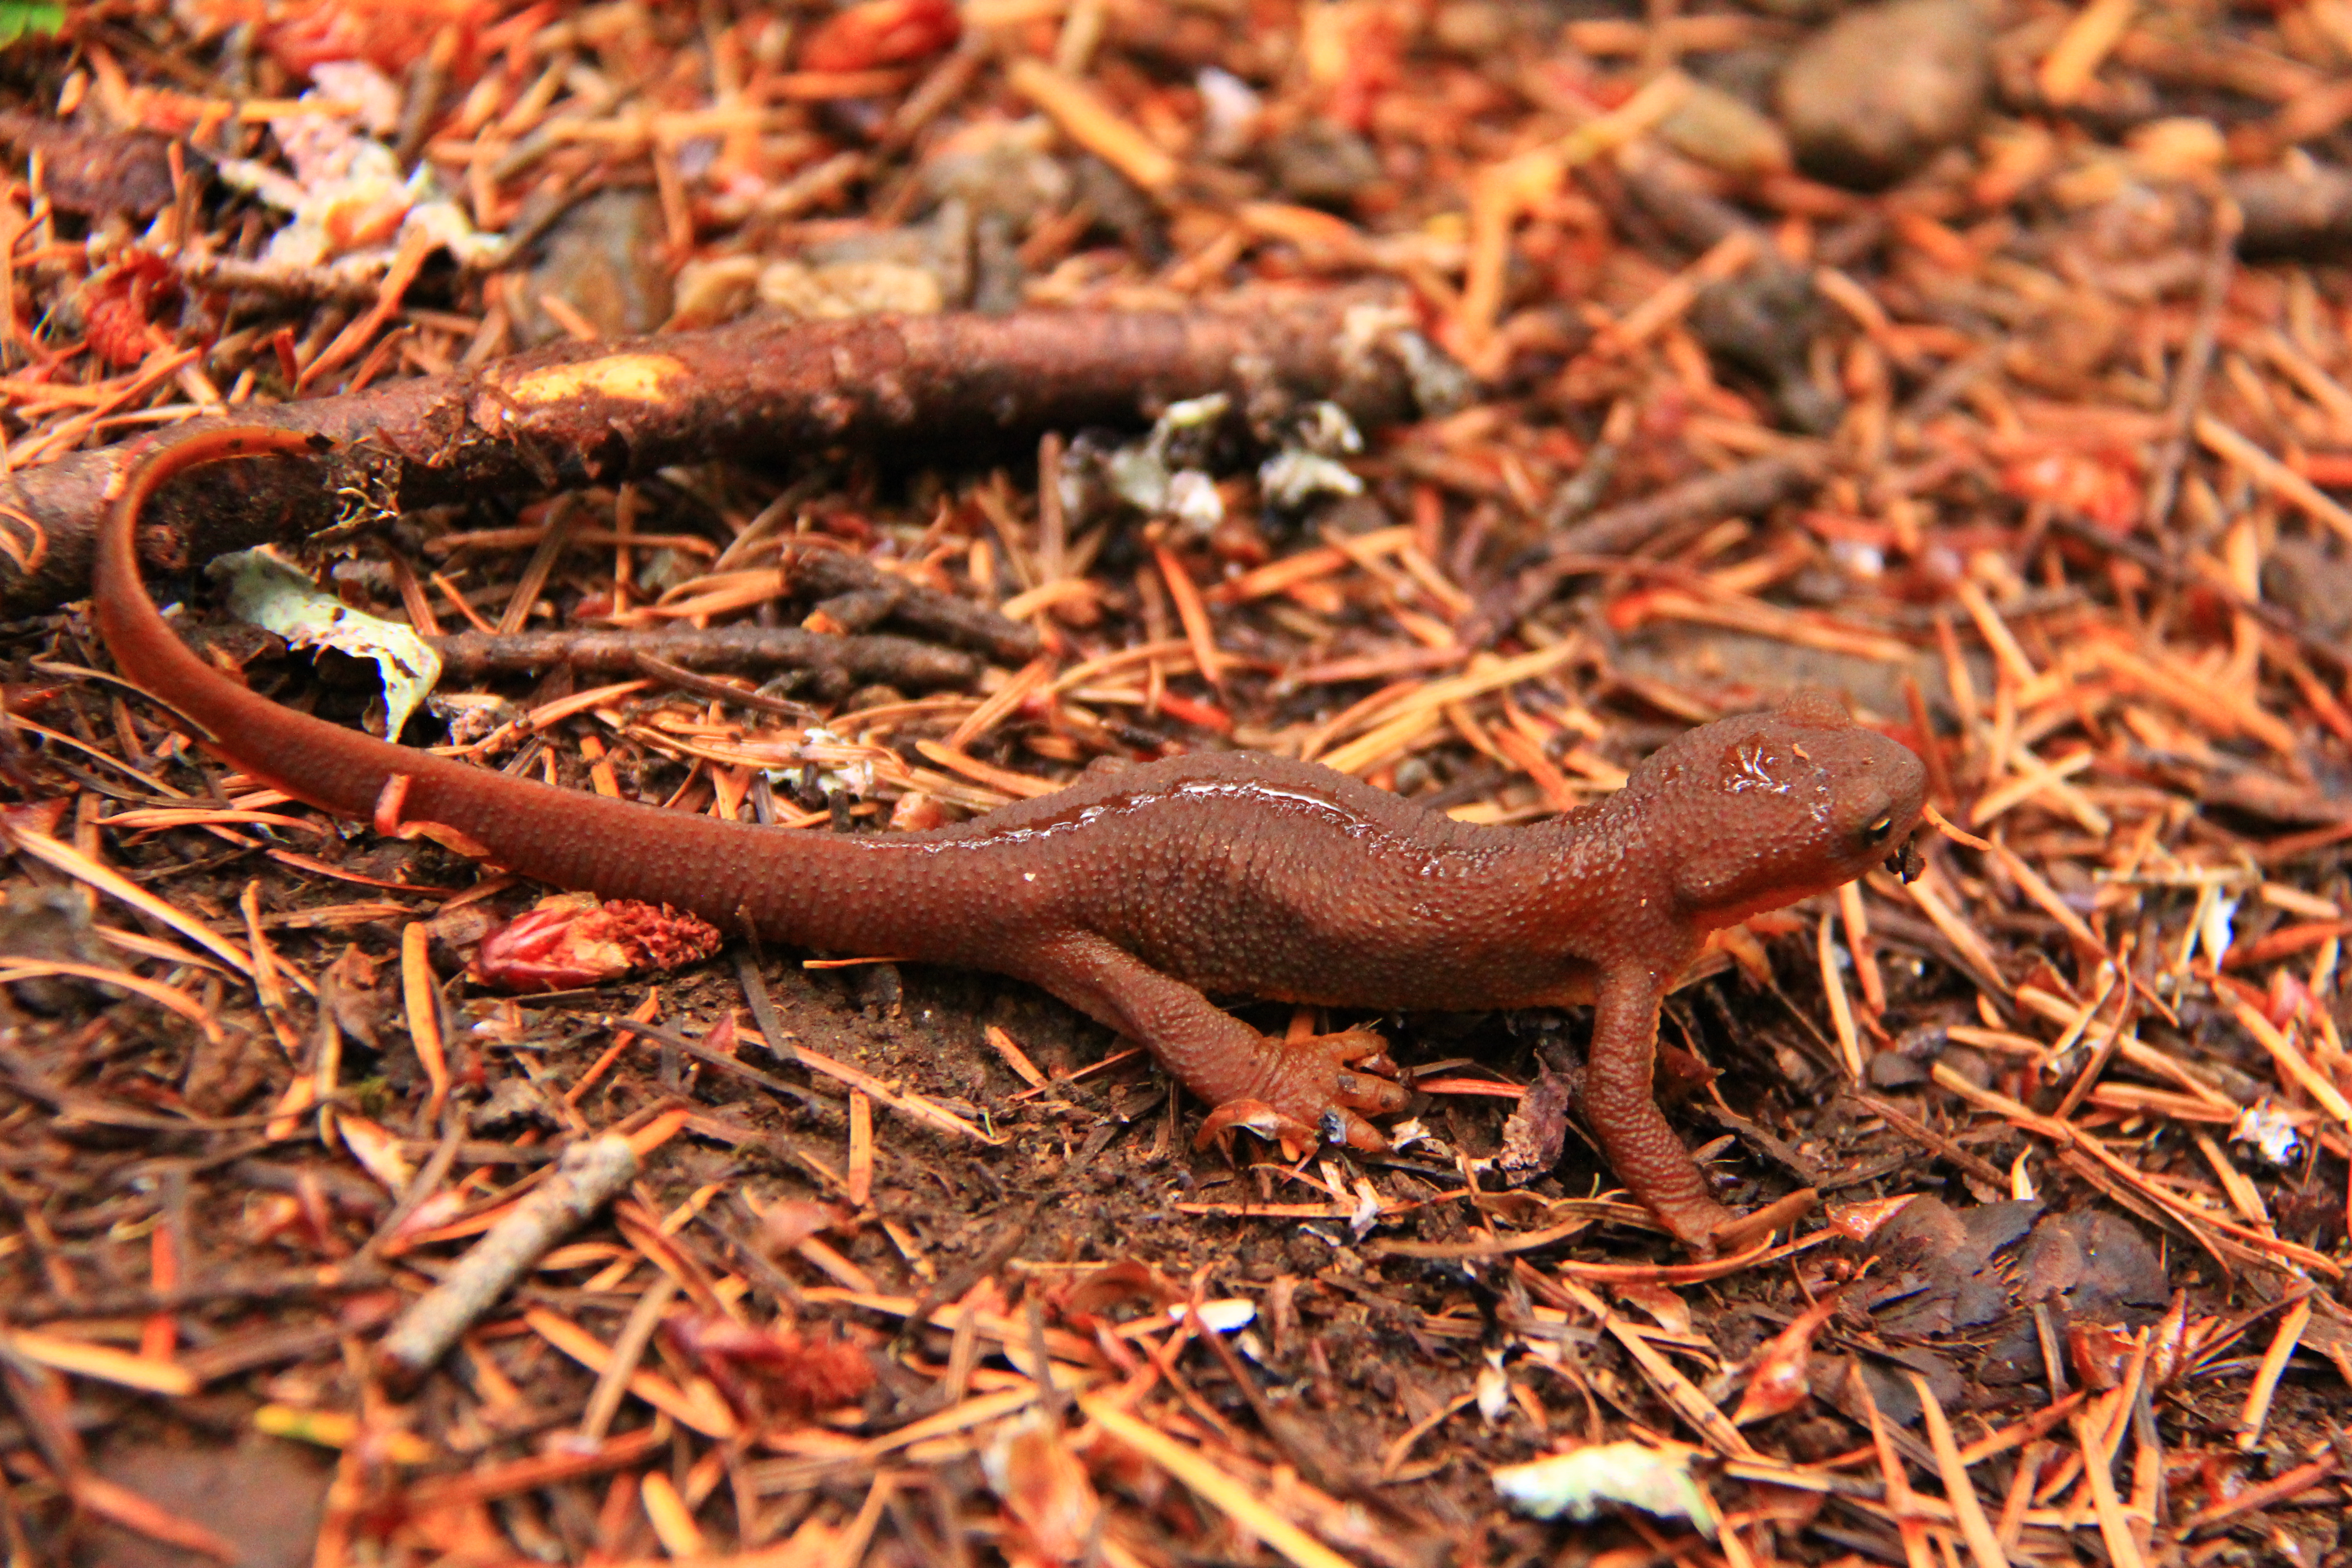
left=377, top=1133, right=639, bottom=1385
left=785, top=546, right=1041, bottom=664
left=2049, top=514, right=2343, bottom=671
left=2142, top=195, right=2240, bottom=534
left=1474, top=453, right=1823, bottom=643
left=629, top=652, right=823, bottom=721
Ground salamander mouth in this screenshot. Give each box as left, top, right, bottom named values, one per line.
left=1884, top=836, right=1923, bottom=882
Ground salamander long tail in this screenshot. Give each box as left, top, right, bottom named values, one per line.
left=91, top=424, right=869, bottom=943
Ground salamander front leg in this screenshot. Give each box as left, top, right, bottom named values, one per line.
left=1016, top=931, right=1407, bottom=1150
left=1585, top=967, right=1735, bottom=1254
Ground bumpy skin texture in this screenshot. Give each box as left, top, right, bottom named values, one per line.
left=97, top=427, right=1928, bottom=1250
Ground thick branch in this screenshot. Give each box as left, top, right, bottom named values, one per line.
left=5, top=295, right=1450, bottom=617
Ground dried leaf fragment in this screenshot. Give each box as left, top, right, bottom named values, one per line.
left=1493, top=1441, right=1720, bottom=1539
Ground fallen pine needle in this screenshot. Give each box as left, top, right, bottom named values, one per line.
left=393, top=1425, right=666, bottom=1514
left=71, top=1473, right=239, bottom=1564
left=524, top=1306, right=737, bottom=1437
left=786, top=1039, right=1005, bottom=1144
left=0, top=1325, right=197, bottom=1394
left=1818, top=912, right=1864, bottom=1081
left=9, top=829, right=255, bottom=977
left=912, top=739, right=1062, bottom=799
left=2069, top=1409, right=2149, bottom=1568
left=2198, top=413, right=2352, bottom=546
left=2236, top=1291, right=2312, bottom=1450
left=1931, top=1063, right=2343, bottom=1277
left=2226, top=999, right=2352, bottom=1127
left=401, top=922, right=450, bottom=1122
left=0, top=960, right=223, bottom=1045
left=1911, top=1372, right=2012, bottom=1568
left=1079, top=1394, right=1356, bottom=1568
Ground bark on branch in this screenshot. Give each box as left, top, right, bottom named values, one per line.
left=5, top=294, right=1455, bottom=618
left=427, top=623, right=977, bottom=689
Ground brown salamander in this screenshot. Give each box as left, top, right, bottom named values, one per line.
left=94, top=425, right=1926, bottom=1250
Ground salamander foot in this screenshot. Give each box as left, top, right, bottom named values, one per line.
left=1655, top=1195, right=1739, bottom=1258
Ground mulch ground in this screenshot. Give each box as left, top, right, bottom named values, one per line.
left=0, top=1, right=2349, bottom=1565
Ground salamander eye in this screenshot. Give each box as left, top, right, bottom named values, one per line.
left=1858, top=813, right=1895, bottom=848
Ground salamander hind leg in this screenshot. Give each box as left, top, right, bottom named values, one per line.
left=1015, top=932, right=1407, bottom=1151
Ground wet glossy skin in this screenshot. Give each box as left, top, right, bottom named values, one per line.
left=97, top=426, right=1928, bottom=1251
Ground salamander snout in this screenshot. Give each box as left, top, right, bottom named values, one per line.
left=1842, top=738, right=1926, bottom=853
left=1820, top=728, right=1928, bottom=877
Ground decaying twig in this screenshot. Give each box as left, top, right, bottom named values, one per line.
left=784, top=546, right=1040, bottom=664
left=378, top=1133, right=639, bottom=1384
left=2049, top=514, right=2345, bottom=671
left=629, top=653, right=826, bottom=718
left=2142, top=196, right=2240, bottom=532
left=1548, top=452, right=1827, bottom=562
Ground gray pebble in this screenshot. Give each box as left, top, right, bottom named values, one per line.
left=1775, top=0, right=1991, bottom=189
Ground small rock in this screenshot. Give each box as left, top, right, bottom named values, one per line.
left=1658, top=78, right=1793, bottom=182
left=1316, top=493, right=1394, bottom=538
left=1072, top=154, right=1167, bottom=262
left=836, top=195, right=975, bottom=301
left=1864, top=1050, right=1929, bottom=1088
left=670, top=252, right=764, bottom=327
left=1690, top=47, right=1786, bottom=108
left=2263, top=537, right=2352, bottom=646
left=1774, top=0, right=1991, bottom=189
left=759, top=257, right=945, bottom=319
left=514, top=188, right=673, bottom=345
left=78, top=1438, right=332, bottom=1568
left=921, top=119, right=1073, bottom=226
left=759, top=199, right=978, bottom=318
left=1196, top=66, right=1264, bottom=161
left=0, top=882, right=112, bottom=1014
left=1688, top=262, right=1842, bottom=433
left=1263, top=118, right=1382, bottom=207
left=1430, top=1, right=1518, bottom=55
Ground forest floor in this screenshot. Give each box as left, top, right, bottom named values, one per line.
left=0, top=0, right=2350, bottom=1564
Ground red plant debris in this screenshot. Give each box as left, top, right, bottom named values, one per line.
left=796, top=0, right=962, bottom=74
left=469, top=893, right=725, bottom=991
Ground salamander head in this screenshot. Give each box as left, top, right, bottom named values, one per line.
left=1630, top=689, right=1927, bottom=929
